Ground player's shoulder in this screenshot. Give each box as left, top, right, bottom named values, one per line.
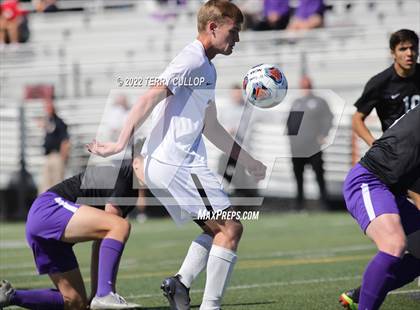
left=367, top=65, right=393, bottom=87
left=414, top=63, right=420, bottom=79
left=172, top=41, right=209, bottom=71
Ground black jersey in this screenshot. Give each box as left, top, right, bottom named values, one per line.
left=410, top=177, right=420, bottom=195
left=48, top=161, right=139, bottom=217
left=360, top=105, right=420, bottom=193
left=354, top=63, right=420, bottom=131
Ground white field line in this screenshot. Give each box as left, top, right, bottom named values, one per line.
left=0, top=243, right=375, bottom=272
left=388, top=289, right=420, bottom=296
left=244, top=244, right=375, bottom=260
left=126, top=275, right=363, bottom=299
left=124, top=279, right=420, bottom=300
left=5, top=274, right=419, bottom=310
left=0, top=240, right=28, bottom=249
left=5, top=253, right=372, bottom=287
left=6, top=287, right=419, bottom=310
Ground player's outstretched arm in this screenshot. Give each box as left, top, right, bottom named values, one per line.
left=352, top=111, right=376, bottom=146
left=87, top=85, right=172, bottom=157
left=203, top=102, right=266, bottom=181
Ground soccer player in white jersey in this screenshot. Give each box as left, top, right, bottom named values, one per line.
left=87, top=1, right=267, bottom=309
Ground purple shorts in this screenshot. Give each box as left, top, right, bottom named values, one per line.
left=343, top=163, right=420, bottom=234
left=26, top=191, right=81, bottom=274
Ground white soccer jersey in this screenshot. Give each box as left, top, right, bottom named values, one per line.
left=141, top=40, right=217, bottom=167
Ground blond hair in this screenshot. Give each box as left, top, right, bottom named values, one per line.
left=197, top=0, right=244, bottom=33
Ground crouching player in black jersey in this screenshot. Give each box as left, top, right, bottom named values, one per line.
left=340, top=29, right=420, bottom=310
left=0, top=160, right=141, bottom=310
left=340, top=105, right=420, bottom=310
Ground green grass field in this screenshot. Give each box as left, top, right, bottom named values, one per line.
left=1, top=212, right=419, bottom=309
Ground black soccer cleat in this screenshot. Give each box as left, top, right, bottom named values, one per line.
left=339, top=286, right=360, bottom=310
left=161, top=275, right=191, bottom=310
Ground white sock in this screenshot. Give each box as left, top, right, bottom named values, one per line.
left=177, top=233, right=213, bottom=288
left=200, top=245, right=237, bottom=310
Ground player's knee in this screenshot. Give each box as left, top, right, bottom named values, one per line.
left=224, top=220, right=243, bottom=242
left=201, top=225, right=215, bottom=237
left=381, top=235, right=407, bottom=257
left=107, top=217, right=131, bottom=242
left=125, top=220, right=131, bottom=240
left=117, top=218, right=131, bottom=242
left=63, top=292, right=88, bottom=310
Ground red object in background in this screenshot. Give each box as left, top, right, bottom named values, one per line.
left=1, top=0, right=27, bottom=20
left=24, top=85, right=55, bottom=100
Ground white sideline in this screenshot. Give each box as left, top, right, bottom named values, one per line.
left=389, top=289, right=420, bottom=296
left=0, top=242, right=375, bottom=267
left=5, top=275, right=420, bottom=310
left=125, top=275, right=363, bottom=299
left=125, top=275, right=420, bottom=300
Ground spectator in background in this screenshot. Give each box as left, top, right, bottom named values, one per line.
left=33, top=0, right=58, bottom=13
left=253, top=0, right=290, bottom=31
left=287, top=76, right=333, bottom=210
left=287, top=0, right=324, bottom=31
left=38, top=99, right=70, bottom=193
left=0, top=0, right=29, bottom=45
left=105, top=95, right=149, bottom=222
left=105, top=94, right=131, bottom=141
left=150, top=0, right=187, bottom=21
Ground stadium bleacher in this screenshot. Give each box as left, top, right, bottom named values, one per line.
left=1, top=0, right=419, bottom=200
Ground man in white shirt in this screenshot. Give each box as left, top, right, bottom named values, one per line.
left=87, top=1, right=266, bottom=309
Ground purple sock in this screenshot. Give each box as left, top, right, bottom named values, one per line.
left=359, top=251, right=401, bottom=310
left=390, top=253, right=420, bottom=290
left=96, top=238, right=125, bottom=297
left=11, top=288, right=64, bottom=310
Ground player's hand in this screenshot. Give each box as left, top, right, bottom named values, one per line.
left=246, top=159, right=267, bottom=182
left=86, top=139, right=121, bottom=157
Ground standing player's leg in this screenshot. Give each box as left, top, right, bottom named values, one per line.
left=199, top=216, right=242, bottom=310
left=146, top=157, right=239, bottom=310
left=175, top=223, right=214, bottom=289
left=360, top=213, right=406, bottom=310
left=161, top=218, right=239, bottom=310
left=187, top=170, right=242, bottom=310
left=343, top=164, right=408, bottom=310
left=339, top=197, right=420, bottom=310
left=161, top=224, right=214, bottom=310
left=384, top=199, right=420, bottom=292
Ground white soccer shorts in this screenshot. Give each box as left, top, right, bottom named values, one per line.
left=144, top=156, right=231, bottom=225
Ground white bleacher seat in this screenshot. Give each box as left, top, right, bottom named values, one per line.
left=0, top=0, right=418, bottom=197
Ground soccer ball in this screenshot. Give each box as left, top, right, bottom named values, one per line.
left=242, top=64, right=288, bottom=109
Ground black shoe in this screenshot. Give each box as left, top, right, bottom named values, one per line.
left=339, top=286, right=360, bottom=310
left=161, top=275, right=190, bottom=310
